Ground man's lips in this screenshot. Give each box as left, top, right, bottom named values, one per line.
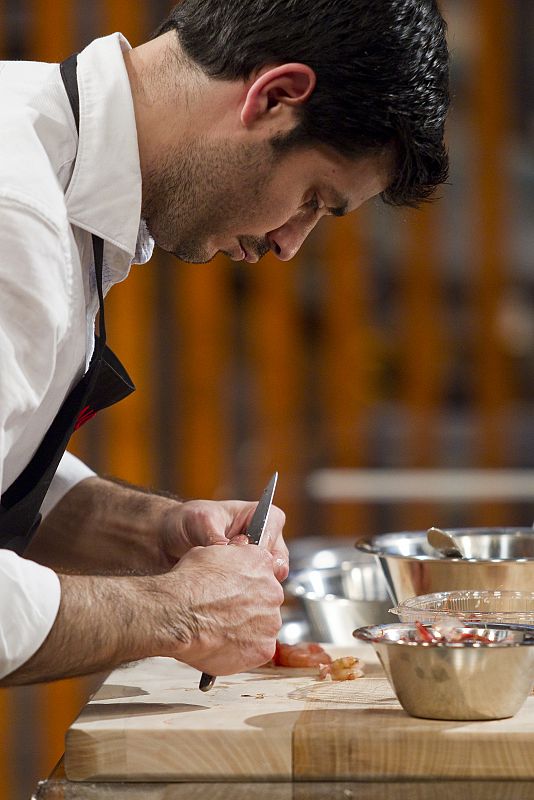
left=224, top=241, right=261, bottom=263
left=225, top=242, right=245, bottom=261
left=239, top=240, right=259, bottom=264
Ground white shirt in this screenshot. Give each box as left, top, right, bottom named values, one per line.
left=0, top=33, right=153, bottom=678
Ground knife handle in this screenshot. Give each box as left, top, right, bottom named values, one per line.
left=199, top=672, right=216, bottom=692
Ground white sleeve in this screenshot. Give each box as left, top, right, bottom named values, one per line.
left=0, top=550, right=60, bottom=679
left=39, top=451, right=96, bottom=519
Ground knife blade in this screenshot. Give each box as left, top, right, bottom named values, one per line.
left=243, top=471, right=278, bottom=546
left=198, top=472, right=278, bottom=692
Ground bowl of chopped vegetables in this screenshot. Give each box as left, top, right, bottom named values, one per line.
left=354, top=621, right=534, bottom=720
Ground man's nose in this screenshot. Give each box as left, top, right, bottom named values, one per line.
left=267, top=216, right=318, bottom=261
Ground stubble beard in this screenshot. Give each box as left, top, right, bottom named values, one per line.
left=141, top=137, right=276, bottom=264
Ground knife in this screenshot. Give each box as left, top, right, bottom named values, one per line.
left=198, top=472, right=278, bottom=692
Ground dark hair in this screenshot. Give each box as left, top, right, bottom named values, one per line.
left=155, top=0, right=450, bottom=207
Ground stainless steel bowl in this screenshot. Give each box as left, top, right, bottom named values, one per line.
left=354, top=622, right=534, bottom=720
left=289, top=536, right=366, bottom=572
left=285, top=555, right=390, bottom=645
left=356, top=527, right=534, bottom=604
left=279, top=606, right=311, bottom=644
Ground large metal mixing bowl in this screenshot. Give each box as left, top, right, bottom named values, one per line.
left=285, top=553, right=390, bottom=644
left=356, top=528, right=534, bottom=605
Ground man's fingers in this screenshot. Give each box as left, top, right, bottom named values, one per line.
left=259, top=506, right=285, bottom=549
left=272, top=549, right=289, bottom=581
left=228, top=533, right=249, bottom=546
left=257, top=505, right=288, bottom=581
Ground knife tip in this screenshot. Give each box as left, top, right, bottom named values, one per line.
left=199, top=673, right=216, bottom=692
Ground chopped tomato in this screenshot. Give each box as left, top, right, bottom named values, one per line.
left=458, top=631, right=492, bottom=644
left=410, top=621, right=493, bottom=645
left=414, top=621, right=436, bottom=643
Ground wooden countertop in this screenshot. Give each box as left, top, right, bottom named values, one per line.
left=61, top=643, right=534, bottom=783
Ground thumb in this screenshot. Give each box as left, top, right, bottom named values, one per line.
left=202, top=528, right=231, bottom=546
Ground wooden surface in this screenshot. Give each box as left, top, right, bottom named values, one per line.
left=64, top=644, right=534, bottom=783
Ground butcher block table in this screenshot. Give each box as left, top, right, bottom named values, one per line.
left=58, top=641, right=534, bottom=783
left=54, top=642, right=534, bottom=786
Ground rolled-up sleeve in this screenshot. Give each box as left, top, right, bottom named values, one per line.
left=0, top=550, right=60, bottom=679
left=40, top=451, right=96, bottom=519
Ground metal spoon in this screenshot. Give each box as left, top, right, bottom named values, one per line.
left=427, top=526, right=466, bottom=559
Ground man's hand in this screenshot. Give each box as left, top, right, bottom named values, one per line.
left=27, top=477, right=289, bottom=581
left=160, top=499, right=288, bottom=581
left=156, top=543, right=285, bottom=675
left=3, top=541, right=284, bottom=685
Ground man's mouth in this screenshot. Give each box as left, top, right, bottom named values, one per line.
left=239, top=240, right=259, bottom=264
left=223, top=242, right=245, bottom=261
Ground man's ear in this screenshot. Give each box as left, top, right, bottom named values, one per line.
left=241, top=63, right=316, bottom=127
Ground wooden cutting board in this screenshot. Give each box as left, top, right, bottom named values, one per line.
left=64, top=643, right=534, bottom=782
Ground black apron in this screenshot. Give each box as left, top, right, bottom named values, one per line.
left=0, top=54, right=135, bottom=555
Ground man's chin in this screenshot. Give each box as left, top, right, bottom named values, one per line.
left=172, top=252, right=216, bottom=265
left=155, top=238, right=216, bottom=264
left=144, top=220, right=213, bottom=263
left=171, top=243, right=219, bottom=264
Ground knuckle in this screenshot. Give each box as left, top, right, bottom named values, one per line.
left=197, top=508, right=212, bottom=527
left=258, top=641, right=276, bottom=664
left=249, top=548, right=272, bottom=570
left=260, top=547, right=274, bottom=564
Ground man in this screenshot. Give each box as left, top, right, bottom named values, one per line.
left=0, top=0, right=449, bottom=685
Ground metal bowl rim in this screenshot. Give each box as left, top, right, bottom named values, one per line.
left=289, top=540, right=381, bottom=571
left=289, top=589, right=388, bottom=606
left=355, top=527, right=534, bottom=563
left=285, top=565, right=390, bottom=603
left=353, top=623, right=534, bottom=648
left=287, top=561, right=383, bottom=578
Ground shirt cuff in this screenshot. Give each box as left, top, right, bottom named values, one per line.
left=39, top=451, right=96, bottom=519
left=0, top=551, right=61, bottom=679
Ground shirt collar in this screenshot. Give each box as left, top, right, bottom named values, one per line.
left=64, top=33, right=154, bottom=270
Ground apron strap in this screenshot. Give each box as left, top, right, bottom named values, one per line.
left=59, top=55, right=81, bottom=133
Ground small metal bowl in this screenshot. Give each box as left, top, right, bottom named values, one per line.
left=279, top=607, right=311, bottom=645
left=355, top=527, right=534, bottom=604
left=391, top=589, right=534, bottom=625
left=284, top=546, right=391, bottom=645
left=289, top=537, right=363, bottom=572
left=354, top=622, right=534, bottom=720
